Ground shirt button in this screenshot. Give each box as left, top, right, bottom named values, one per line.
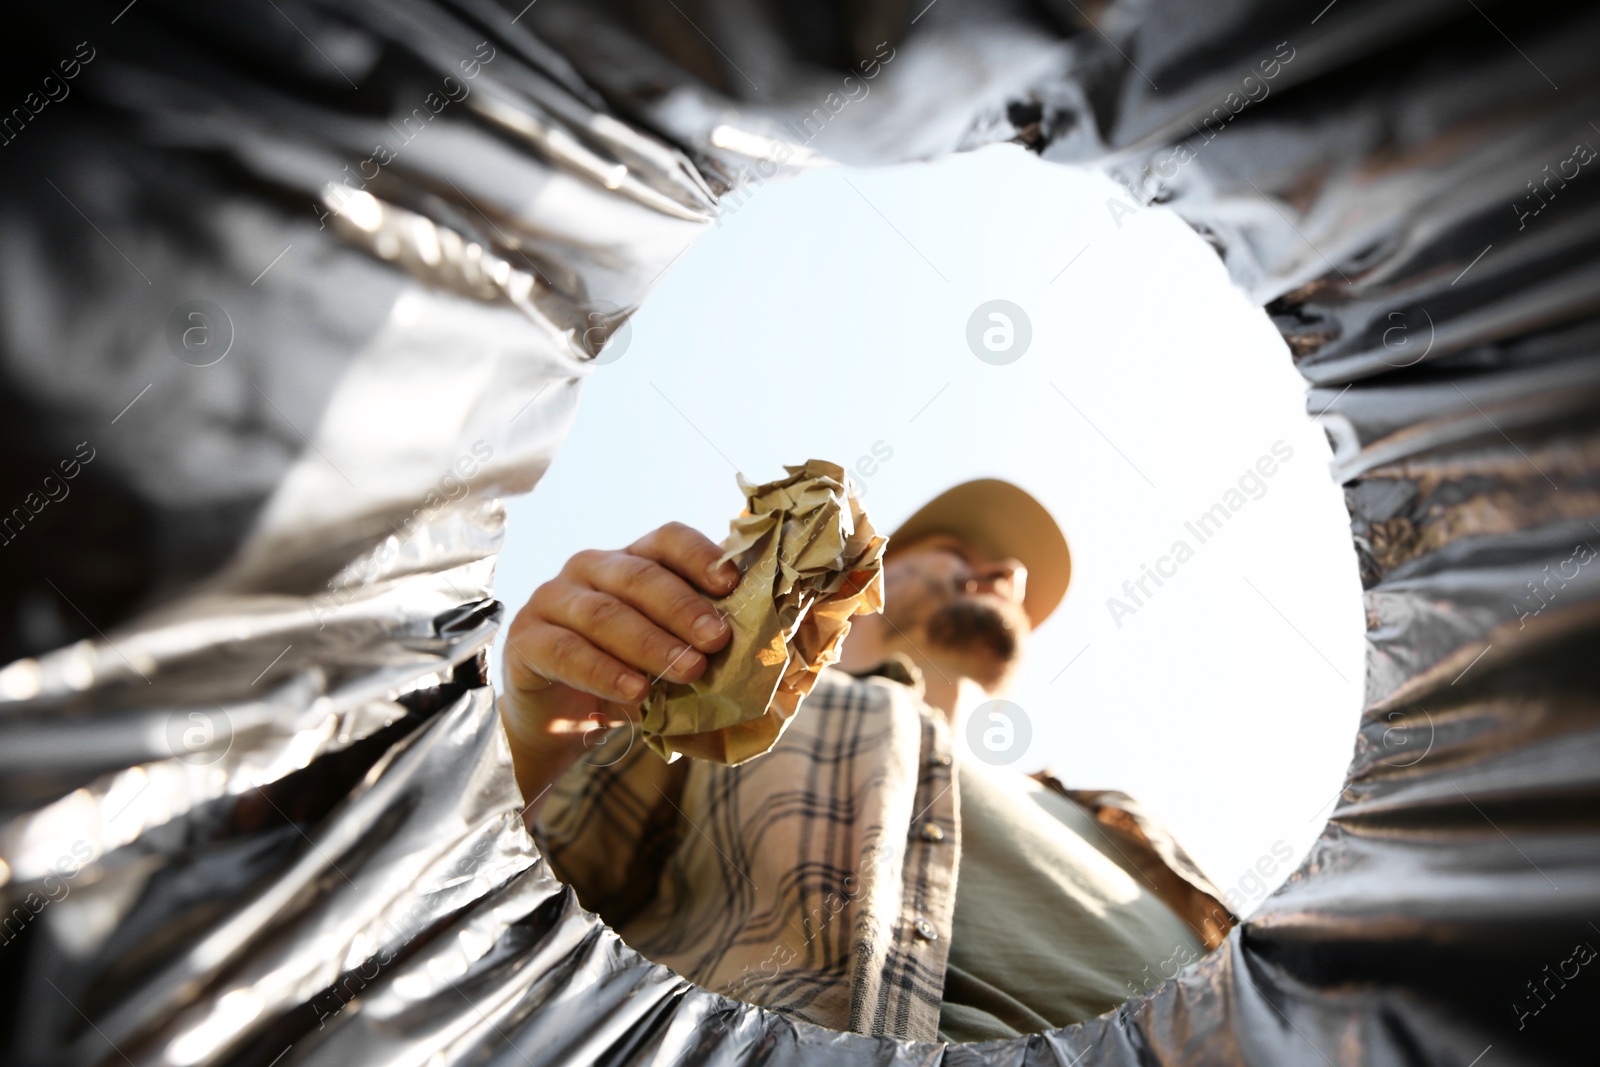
left=914, top=918, right=939, bottom=941
left=927, top=753, right=952, bottom=768
left=918, top=822, right=945, bottom=842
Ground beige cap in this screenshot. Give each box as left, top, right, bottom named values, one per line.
left=884, top=478, right=1072, bottom=629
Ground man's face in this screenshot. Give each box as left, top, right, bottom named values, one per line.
left=881, top=532, right=1031, bottom=690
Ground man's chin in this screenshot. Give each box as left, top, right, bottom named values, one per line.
left=923, top=594, right=1029, bottom=689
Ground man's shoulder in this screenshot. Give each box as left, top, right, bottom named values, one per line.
left=778, top=660, right=942, bottom=761
left=812, top=656, right=931, bottom=714
left=812, top=663, right=895, bottom=701
left=819, top=652, right=925, bottom=695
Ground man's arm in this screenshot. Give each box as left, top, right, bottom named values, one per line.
left=499, top=521, right=737, bottom=823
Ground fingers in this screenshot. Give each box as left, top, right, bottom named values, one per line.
left=508, top=618, right=652, bottom=704
left=508, top=523, right=742, bottom=707
left=569, top=524, right=738, bottom=653
left=549, top=588, right=710, bottom=684
left=578, top=553, right=734, bottom=655
left=628, top=521, right=740, bottom=595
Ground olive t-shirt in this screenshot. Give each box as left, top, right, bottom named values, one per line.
left=936, top=760, right=1204, bottom=1043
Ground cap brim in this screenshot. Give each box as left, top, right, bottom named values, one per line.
left=883, top=478, right=1071, bottom=629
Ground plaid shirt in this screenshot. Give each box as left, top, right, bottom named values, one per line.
left=534, top=655, right=1233, bottom=1042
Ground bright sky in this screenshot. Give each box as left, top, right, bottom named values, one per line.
left=492, top=144, right=1366, bottom=913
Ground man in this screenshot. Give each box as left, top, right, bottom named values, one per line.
left=500, top=478, right=1234, bottom=1044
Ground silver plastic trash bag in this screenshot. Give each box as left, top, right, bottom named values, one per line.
left=2, top=0, right=1597, bottom=1063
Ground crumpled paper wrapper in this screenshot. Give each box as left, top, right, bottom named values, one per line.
left=640, top=459, right=887, bottom=765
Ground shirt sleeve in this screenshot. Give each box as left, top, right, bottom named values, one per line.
left=532, top=729, right=690, bottom=929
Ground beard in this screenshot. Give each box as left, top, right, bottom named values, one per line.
left=920, top=593, right=1030, bottom=691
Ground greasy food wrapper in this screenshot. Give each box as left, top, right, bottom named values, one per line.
left=640, top=459, right=887, bottom=764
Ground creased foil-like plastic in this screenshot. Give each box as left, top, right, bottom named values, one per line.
left=640, top=460, right=886, bottom=764
left=2, top=0, right=1598, bottom=1064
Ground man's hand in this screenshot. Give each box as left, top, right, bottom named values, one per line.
left=500, top=522, right=738, bottom=822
